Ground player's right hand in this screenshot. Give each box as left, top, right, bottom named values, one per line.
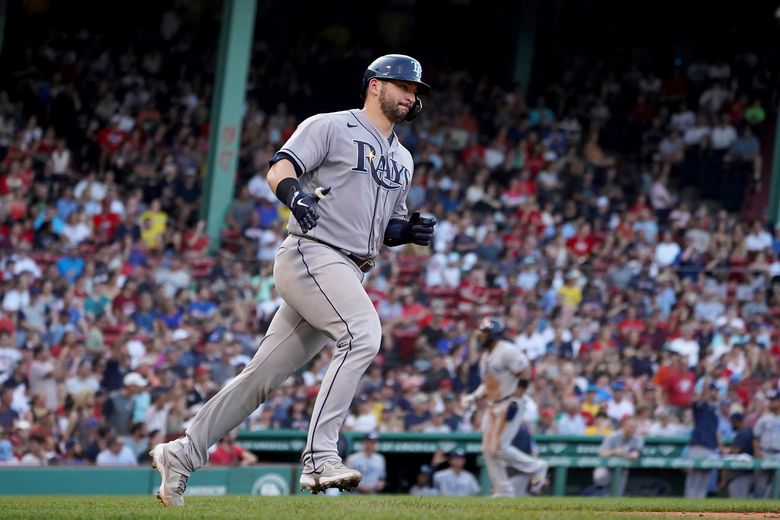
left=289, top=186, right=330, bottom=233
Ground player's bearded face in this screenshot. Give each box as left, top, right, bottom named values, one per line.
left=378, top=82, right=410, bottom=123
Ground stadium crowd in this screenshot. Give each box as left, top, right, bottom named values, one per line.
left=0, top=11, right=779, bottom=498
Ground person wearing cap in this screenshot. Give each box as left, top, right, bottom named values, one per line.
left=345, top=432, right=385, bottom=495
left=753, top=390, right=780, bottom=497
left=721, top=412, right=754, bottom=498
left=684, top=377, right=721, bottom=498
left=102, top=372, right=148, bottom=436
left=463, top=317, right=542, bottom=497
left=594, top=417, right=644, bottom=496
left=409, top=464, right=437, bottom=496
left=606, top=381, right=636, bottom=423
left=432, top=449, right=481, bottom=496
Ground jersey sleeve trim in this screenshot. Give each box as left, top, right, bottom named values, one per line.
left=270, top=150, right=304, bottom=177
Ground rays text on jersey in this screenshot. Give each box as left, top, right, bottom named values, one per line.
left=351, top=139, right=408, bottom=191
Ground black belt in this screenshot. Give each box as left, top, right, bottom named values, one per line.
left=296, top=235, right=375, bottom=273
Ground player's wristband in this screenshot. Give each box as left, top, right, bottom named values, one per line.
left=275, top=177, right=301, bottom=209
left=383, top=218, right=408, bottom=247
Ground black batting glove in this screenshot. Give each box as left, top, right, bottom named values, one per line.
left=405, top=211, right=437, bottom=246
left=288, top=187, right=330, bottom=233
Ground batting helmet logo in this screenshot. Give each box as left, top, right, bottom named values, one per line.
left=478, top=317, right=505, bottom=338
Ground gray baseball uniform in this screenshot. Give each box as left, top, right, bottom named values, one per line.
left=432, top=468, right=481, bottom=496
left=478, top=339, right=529, bottom=402
left=477, top=341, right=547, bottom=497
left=754, top=412, right=780, bottom=497
left=597, top=430, right=644, bottom=496
left=174, top=108, right=414, bottom=476
left=345, top=451, right=386, bottom=491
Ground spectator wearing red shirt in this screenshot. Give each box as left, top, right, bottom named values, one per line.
left=457, top=269, right=488, bottom=313
left=654, top=351, right=695, bottom=412
left=92, top=203, right=121, bottom=243
left=180, top=219, right=209, bottom=257
left=112, top=279, right=140, bottom=318
left=400, top=290, right=430, bottom=331
left=566, top=223, right=598, bottom=260
left=208, top=433, right=257, bottom=466
left=581, top=325, right=618, bottom=355
left=618, top=307, right=646, bottom=338
left=97, top=122, right=129, bottom=171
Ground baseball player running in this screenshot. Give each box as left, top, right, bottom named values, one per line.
left=150, top=54, right=437, bottom=506
left=463, top=317, right=548, bottom=498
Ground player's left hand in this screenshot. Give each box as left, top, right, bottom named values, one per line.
left=405, top=212, right=436, bottom=246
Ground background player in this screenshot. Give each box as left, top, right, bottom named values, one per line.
left=345, top=431, right=386, bottom=495
left=754, top=391, right=780, bottom=497
left=431, top=449, right=481, bottom=496
left=463, top=317, right=547, bottom=498
left=149, top=54, right=437, bottom=506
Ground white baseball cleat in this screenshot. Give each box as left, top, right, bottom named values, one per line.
left=300, top=460, right=362, bottom=494
left=529, top=474, right=547, bottom=495
left=150, top=442, right=190, bottom=507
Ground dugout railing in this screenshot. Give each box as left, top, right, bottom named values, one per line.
left=236, top=430, right=780, bottom=497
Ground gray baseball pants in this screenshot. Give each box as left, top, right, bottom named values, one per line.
left=728, top=473, right=753, bottom=499
left=684, top=445, right=718, bottom=498
left=754, top=452, right=780, bottom=498
left=481, top=399, right=548, bottom=497
left=176, top=236, right=380, bottom=473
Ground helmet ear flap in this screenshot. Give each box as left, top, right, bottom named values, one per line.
left=404, top=96, right=422, bottom=122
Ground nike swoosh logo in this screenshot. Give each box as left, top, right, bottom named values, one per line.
left=296, top=199, right=309, bottom=208
left=347, top=123, right=358, bottom=128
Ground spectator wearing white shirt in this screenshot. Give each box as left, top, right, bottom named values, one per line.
left=556, top=400, right=586, bottom=435
left=710, top=114, right=737, bottom=151
left=74, top=171, right=107, bottom=201
left=606, top=382, right=636, bottom=423
left=655, top=231, right=681, bottom=267
left=667, top=326, right=701, bottom=368
left=2, top=273, right=31, bottom=313
left=682, top=115, right=711, bottom=146
left=344, top=396, right=378, bottom=433
left=693, top=289, right=725, bottom=323
left=423, top=412, right=452, bottom=434
left=670, top=103, right=695, bottom=132
left=65, top=360, right=101, bottom=400
left=96, top=436, right=138, bottom=466
left=745, top=221, right=772, bottom=252
left=650, top=174, right=677, bottom=213
left=515, top=320, right=549, bottom=362
left=60, top=210, right=93, bottom=246
left=51, top=139, right=71, bottom=175
left=247, top=170, right=276, bottom=203
left=648, top=408, right=687, bottom=437
left=713, top=306, right=746, bottom=332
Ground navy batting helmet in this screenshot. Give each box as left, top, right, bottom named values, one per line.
left=361, top=54, right=431, bottom=121
left=478, top=317, right=505, bottom=338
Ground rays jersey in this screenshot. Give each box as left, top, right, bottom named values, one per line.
left=274, top=109, right=413, bottom=260
left=432, top=468, right=481, bottom=496
left=479, top=339, right=530, bottom=402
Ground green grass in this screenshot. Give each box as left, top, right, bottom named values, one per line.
left=0, top=496, right=779, bottom=519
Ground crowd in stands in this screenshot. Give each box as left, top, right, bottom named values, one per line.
left=0, top=9, right=779, bottom=476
